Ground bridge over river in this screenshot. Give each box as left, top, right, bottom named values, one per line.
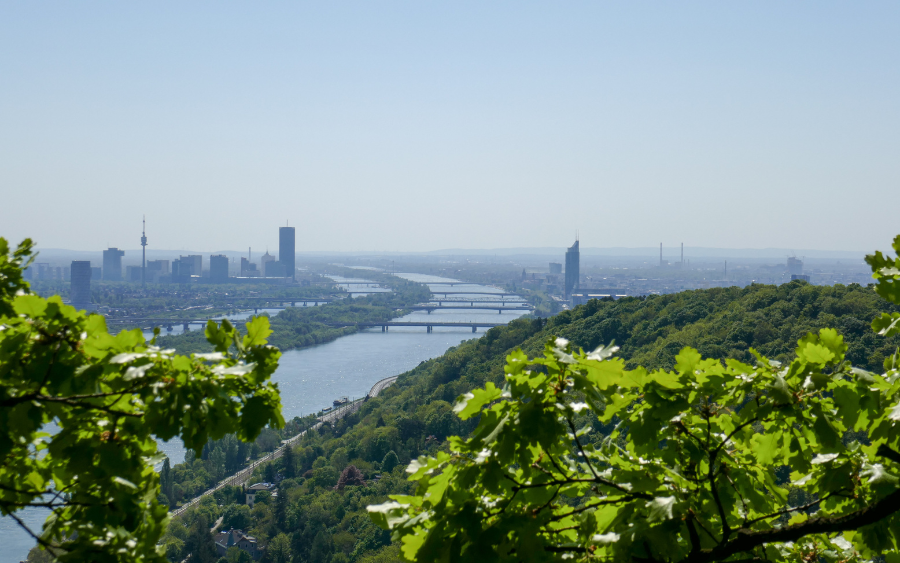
left=403, top=304, right=532, bottom=313
left=327, top=321, right=507, bottom=333
left=428, top=291, right=520, bottom=297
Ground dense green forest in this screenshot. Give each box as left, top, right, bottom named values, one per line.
left=155, top=277, right=431, bottom=355
left=160, top=280, right=900, bottom=563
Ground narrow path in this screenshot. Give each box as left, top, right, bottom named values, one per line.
left=170, top=374, right=398, bottom=518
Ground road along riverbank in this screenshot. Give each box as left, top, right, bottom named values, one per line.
left=170, top=374, right=398, bottom=518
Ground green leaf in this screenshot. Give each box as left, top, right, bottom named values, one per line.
left=798, top=342, right=835, bottom=365
left=768, top=373, right=793, bottom=404
left=243, top=316, right=273, bottom=348
left=12, top=294, right=46, bottom=317
left=751, top=432, right=783, bottom=465
left=675, top=347, right=702, bottom=375
left=452, top=383, right=502, bottom=420
left=873, top=313, right=900, bottom=337
left=646, top=496, right=676, bottom=522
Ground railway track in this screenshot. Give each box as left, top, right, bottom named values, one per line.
left=170, top=374, right=398, bottom=517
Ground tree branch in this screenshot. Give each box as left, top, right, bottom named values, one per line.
left=712, top=417, right=759, bottom=459
left=878, top=444, right=900, bottom=465
left=681, top=448, right=900, bottom=563
left=708, top=456, right=730, bottom=543
left=686, top=510, right=702, bottom=555
left=566, top=417, right=600, bottom=480
left=743, top=490, right=848, bottom=527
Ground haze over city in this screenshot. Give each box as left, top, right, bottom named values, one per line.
left=2, top=2, right=899, bottom=253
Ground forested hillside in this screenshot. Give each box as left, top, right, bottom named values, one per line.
left=163, top=280, right=900, bottom=563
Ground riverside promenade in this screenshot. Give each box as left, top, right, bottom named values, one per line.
left=170, top=374, right=398, bottom=518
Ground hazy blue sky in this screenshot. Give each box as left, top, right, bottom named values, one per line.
left=1, top=2, right=898, bottom=253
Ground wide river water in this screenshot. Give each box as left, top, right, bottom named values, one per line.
left=2, top=274, right=527, bottom=563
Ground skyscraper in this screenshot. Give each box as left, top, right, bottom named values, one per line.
left=70, top=261, right=92, bottom=305
left=260, top=251, right=275, bottom=276
left=177, top=255, right=202, bottom=277
left=102, top=248, right=124, bottom=281
left=210, top=255, right=229, bottom=281
left=564, top=238, right=580, bottom=298
left=279, top=226, right=295, bottom=279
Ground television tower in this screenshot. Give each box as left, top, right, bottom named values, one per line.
left=141, top=216, right=147, bottom=287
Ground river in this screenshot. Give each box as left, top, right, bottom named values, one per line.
left=2, top=274, right=527, bottom=563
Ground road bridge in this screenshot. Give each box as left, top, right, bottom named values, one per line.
left=328, top=282, right=388, bottom=288
left=222, top=294, right=381, bottom=302
left=429, top=291, right=521, bottom=297
left=327, top=321, right=507, bottom=333
left=105, top=318, right=213, bottom=332
left=400, top=305, right=533, bottom=314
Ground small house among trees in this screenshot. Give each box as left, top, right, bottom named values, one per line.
left=214, top=528, right=260, bottom=560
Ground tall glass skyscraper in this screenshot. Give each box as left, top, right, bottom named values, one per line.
left=279, top=226, right=295, bottom=279
left=565, top=238, right=579, bottom=298
left=102, top=248, right=124, bottom=281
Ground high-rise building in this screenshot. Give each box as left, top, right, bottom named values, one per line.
left=240, top=257, right=258, bottom=277
left=787, top=257, right=803, bottom=276
left=70, top=261, right=92, bottom=305
left=102, top=248, right=125, bottom=281
left=210, top=255, right=229, bottom=281
left=178, top=255, right=202, bottom=277
left=279, top=226, right=295, bottom=279
left=171, top=259, right=188, bottom=281
left=549, top=263, right=562, bottom=274
left=260, top=251, right=275, bottom=276
left=126, top=266, right=143, bottom=282
left=265, top=260, right=286, bottom=277
left=564, top=239, right=580, bottom=298
left=147, top=260, right=170, bottom=275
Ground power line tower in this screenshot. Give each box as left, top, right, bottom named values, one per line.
left=141, top=216, right=148, bottom=287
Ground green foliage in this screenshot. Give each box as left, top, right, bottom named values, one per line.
left=221, top=504, right=252, bottom=531
left=0, top=239, right=283, bottom=563
left=370, top=239, right=900, bottom=562
left=382, top=451, right=400, bottom=473
left=166, top=267, right=898, bottom=562
left=0, top=237, right=33, bottom=317
left=157, top=243, right=900, bottom=563
left=224, top=546, right=252, bottom=563
left=184, top=514, right=218, bottom=563
left=268, top=532, right=293, bottom=563
left=867, top=234, right=900, bottom=306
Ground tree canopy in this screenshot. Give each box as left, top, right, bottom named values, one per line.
left=0, top=238, right=284, bottom=563
left=370, top=235, right=900, bottom=561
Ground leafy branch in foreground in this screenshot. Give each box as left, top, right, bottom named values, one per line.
left=0, top=238, right=284, bottom=563
left=370, top=235, right=900, bottom=562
